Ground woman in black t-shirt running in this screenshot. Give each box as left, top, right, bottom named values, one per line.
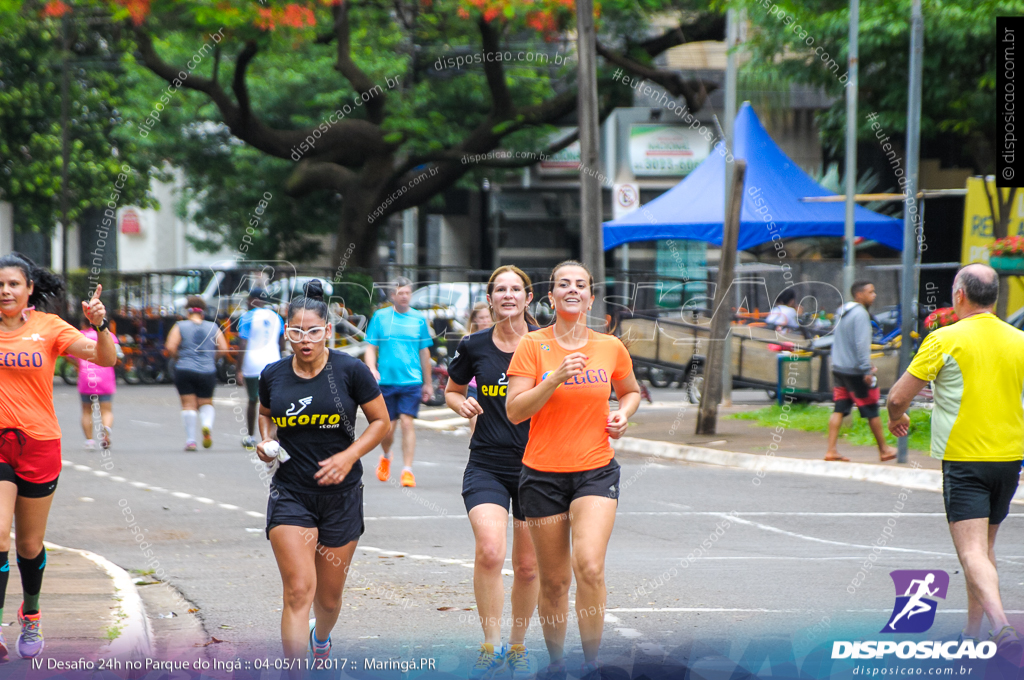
left=445, top=265, right=540, bottom=679
left=255, top=281, right=390, bottom=663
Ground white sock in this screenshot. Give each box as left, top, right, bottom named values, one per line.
left=181, top=410, right=198, bottom=442
left=403, top=466, right=412, bottom=473
left=199, top=404, right=215, bottom=430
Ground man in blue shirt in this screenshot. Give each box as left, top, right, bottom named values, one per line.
left=365, top=277, right=434, bottom=487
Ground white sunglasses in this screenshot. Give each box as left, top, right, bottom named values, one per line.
left=285, top=325, right=329, bottom=342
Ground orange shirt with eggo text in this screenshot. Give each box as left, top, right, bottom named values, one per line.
left=0, top=311, right=83, bottom=440
left=507, top=326, right=632, bottom=473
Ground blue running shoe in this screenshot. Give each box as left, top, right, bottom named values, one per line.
left=506, top=644, right=535, bottom=679
left=308, top=619, right=331, bottom=661
left=469, top=643, right=505, bottom=680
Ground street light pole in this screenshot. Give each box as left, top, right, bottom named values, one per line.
left=576, top=0, right=605, bottom=329
left=843, top=0, right=859, bottom=300
left=897, top=0, right=924, bottom=465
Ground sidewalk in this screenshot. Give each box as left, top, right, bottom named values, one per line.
left=613, top=400, right=1023, bottom=500
left=626, top=400, right=940, bottom=470
left=1, top=542, right=150, bottom=662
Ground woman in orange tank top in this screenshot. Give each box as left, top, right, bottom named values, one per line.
left=506, top=260, right=640, bottom=679
left=0, top=252, right=117, bottom=660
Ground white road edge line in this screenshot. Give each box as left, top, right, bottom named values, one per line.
left=43, top=539, right=152, bottom=659
left=613, top=437, right=1024, bottom=503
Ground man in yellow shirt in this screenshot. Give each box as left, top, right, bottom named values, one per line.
left=888, top=264, right=1024, bottom=657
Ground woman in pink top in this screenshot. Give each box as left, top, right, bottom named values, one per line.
left=73, top=321, right=119, bottom=450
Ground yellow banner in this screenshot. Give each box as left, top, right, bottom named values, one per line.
left=960, top=177, right=1024, bottom=315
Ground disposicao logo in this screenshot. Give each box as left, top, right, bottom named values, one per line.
left=882, top=570, right=948, bottom=634
left=831, top=569, right=996, bottom=661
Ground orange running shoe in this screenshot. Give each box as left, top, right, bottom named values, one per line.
left=401, top=470, right=416, bottom=487
left=376, top=455, right=390, bottom=482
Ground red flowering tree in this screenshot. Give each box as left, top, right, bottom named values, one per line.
left=10, top=0, right=724, bottom=266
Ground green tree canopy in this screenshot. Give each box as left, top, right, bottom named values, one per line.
left=737, top=0, right=1020, bottom=172
left=0, top=3, right=154, bottom=240
left=44, top=0, right=727, bottom=267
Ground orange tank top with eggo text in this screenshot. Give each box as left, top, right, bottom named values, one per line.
left=507, top=326, right=633, bottom=473
left=0, top=311, right=83, bottom=440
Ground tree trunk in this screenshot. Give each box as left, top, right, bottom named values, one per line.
left=331, top=159, right=398, bottom=275
left=334, top=197, right=379, bottom=274
left=998, top=274, right=1010, bottom=320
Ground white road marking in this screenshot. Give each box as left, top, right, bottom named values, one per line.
left=714, top=512, right=955, bottom=557
left=62, top=459, right=265, bottom=519
left=364, top=515, right=466, bottom=521
left=606, top=607, right=1024, bottom=615
left=130, top=420, right=163, bottom=427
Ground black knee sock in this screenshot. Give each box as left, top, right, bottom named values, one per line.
left=0, top=552, right=9, bottom=620
left=17, top=549, right=45, bottom=615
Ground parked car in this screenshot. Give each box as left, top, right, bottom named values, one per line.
left=410, top=282, right=489, bottom=332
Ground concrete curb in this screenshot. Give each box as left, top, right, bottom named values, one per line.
left=613, top=436, right=944, bottom=490
left=612, top=437, right=1024, bottom=503
left=44, top=540, right=153, bottom=659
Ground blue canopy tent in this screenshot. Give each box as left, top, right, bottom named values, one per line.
left=602, top=103, right=903, bottom=251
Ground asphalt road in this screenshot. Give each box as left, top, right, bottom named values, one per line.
left=47, top=383, right=1024, bottom=675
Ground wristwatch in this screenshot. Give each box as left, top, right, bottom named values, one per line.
left=90, top=318, right=110, bottom=333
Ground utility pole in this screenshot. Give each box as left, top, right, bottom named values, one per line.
left=60, top=12, right=71, bottom=280
left=843, top=0, right=859, bottom=299
left=576, top=0, right=605, bottom=329
left=721, top=8, right=740, bottom=405
left=897, top=0, right=924, bottom=465
left=697, top=160, right=746, bottom=435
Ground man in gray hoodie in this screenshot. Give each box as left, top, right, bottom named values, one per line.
left=825, top=280, right=897, bottom=462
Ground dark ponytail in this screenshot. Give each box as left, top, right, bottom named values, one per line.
left=287, top=279, right=329, bottom=322
left=0, top=252, right=66, bottom=313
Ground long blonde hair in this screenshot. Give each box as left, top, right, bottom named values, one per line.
left=466, top=301, right=492, bottom=335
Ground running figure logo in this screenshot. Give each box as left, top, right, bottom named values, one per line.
left=882, top=570, right=949, bottom=633
left=286, top=396, right=313, bottom=416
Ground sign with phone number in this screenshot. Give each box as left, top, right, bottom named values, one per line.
left=629, top=124, right=712, bottom=177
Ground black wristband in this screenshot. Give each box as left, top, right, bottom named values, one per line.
left=90, top=318, right=110, bottom=333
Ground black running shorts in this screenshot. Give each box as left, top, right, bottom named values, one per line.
left=266, top=482, right=365, bottom=548
left=942, top=460, right=1021, bottom=524
left=0, top=464, right=58, bottom=498
left=174, top=369, right=217, bottom=399
left=518, top=459, right=620, bottom=518
left=463, top=463, right=524, bottom=521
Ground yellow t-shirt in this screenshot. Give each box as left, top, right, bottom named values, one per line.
left=908, top=313, right=1024, bottom=462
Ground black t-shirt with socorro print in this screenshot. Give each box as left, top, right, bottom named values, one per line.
left=447, top=326, right=536, bottom=473
left=259, top=350, right=380, bottom=494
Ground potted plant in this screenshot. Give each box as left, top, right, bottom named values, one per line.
left=924, top=307, right=959, bottom=331
left=989, top=236, right=1024, bottom=273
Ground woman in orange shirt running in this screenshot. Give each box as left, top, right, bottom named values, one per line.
left=506, top=260, right=641, bottom=680
left=0, top=252, right=117, bottom=660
